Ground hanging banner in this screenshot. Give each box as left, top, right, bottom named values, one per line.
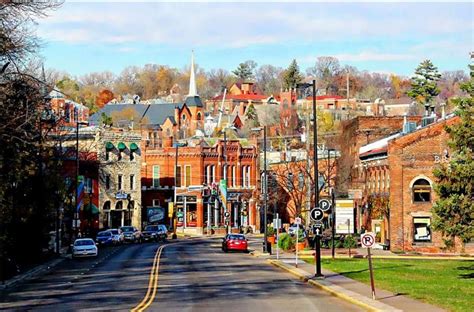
left=219, top=179, right=227, bottom=208
left=76, top=175, right=84, bottom=212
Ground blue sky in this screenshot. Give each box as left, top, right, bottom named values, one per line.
left=36, top=1, right=473, bottom=77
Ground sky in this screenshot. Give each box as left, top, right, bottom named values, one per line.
left=35, top=1, right=473, bottom=77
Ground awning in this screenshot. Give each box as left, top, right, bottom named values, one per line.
left=105, top=142, right=114, bottom=150
left=82, top=203, right=99, bottom=214
left=117, top=142, right=126, bottom=150
left=130, top=142, right=139, bottom=150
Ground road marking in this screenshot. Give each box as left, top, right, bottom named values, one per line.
left=131, top=244, right=166, bottom=312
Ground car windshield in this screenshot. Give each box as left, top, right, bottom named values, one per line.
left=121, top=227, right=134, bottom=232
left=97, top=231, right=111, bottom=237
left=108, top=230, right=119, bottom=235
left=145, top=225, right=158, bottom=231
left=74, top=240, right=95, bottom=246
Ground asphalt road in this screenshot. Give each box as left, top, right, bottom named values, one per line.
left=0, top=237, right=362, bottom=311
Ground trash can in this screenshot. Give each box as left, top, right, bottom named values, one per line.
left=263, top=241, right=272, bottom=254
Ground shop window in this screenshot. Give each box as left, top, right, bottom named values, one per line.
left=413, top=217, right=431, bottom=242
left=413, top=179, right=431, bottom=202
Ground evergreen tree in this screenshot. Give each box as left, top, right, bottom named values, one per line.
left=282, top=59, right=303, bottom=90
left=407, top=60, right=441, bottom=107
left=432, top=63, right=474, bottom=249
left=232, top=60, right=256, bottom=81
left=244, top=104, right=260, bottom=128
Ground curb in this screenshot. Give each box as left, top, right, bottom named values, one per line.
left=0, top=257, right=65, bottom=290
left=267, top=259, right=402, bottom=312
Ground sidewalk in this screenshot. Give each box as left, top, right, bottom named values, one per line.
left=1, top=247, right=69, bottom=291
left=248, top=239, right=446, bottom=312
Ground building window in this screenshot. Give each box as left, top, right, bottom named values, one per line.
left=176, top=166, right=182, bottom=187
left=287, top=173, right=294, bottom=191
left=118, top=151, right=122, bottom=161
left=242, top=166, right=246, bottom=187
left=298, top=173, right=304, bottom=189
left=232, top=166, right=236, bottom=187
left=413, top=217, right=431, bottom=242
left=197, top=112, right=202, bottom=120
left=105, top=151, right=110, bottom=161
left=211, top=165, right=216, bottom=183
left=130, top=151, right=135, bottom=161
left=130, top=175, right=135, bottom=190
left=84, top=178, right=93, bottom=194
left=152, top=199, right=160, bottom=207
left=118, top=175, right=123, bottom=190
left=152, top=165, right=160, bottom=188
left=185, top=165, right=191, bottom=187
left=413, top=179, right=431, bottom=202
left=105, top=175, right=110, bottom=190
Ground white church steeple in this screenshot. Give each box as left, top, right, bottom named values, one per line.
left=187, top=50, right=198, bottom=97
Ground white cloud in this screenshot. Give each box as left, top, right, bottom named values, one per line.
left=332, top=52, right=415, bottom=62
left=36, top=2, right=471, bottom=47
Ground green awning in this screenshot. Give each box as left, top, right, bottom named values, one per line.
left=130, top=142, right=139, bottom=150
left=83, top=204, right=99, bottom=214
left=117, top=142, right=126, bottom=150
left=105, top=142, right=114, bottom=150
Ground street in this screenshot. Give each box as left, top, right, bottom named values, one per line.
left=1, top=237, right=362, bottom=311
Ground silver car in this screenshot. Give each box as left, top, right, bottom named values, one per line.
left=107, top=229, right=124, bottom=245
left=72, top=238, right=98, bottom=258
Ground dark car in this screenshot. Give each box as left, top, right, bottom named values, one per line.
left=120, top=226, right=142, bottom=243
left=96, top=231, right=113, bottom=246
left=222, top=234, right=248, bottom=253
left=142, top=225, right=168, bottom=242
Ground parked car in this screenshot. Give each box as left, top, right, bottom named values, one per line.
left=106, top=229, right=124, bottom=245
left=156, top=224, right=168, bottom=241
left=120, top=226, right=142, bottom=243
left=288, top=224, right=307, bottom=238
left=72, top=238, right=98, bottom=258
left=96, top=231, right=114, bottom=246
left=142, top=224, right=168, bottom=242
left=222, top=234, right=248, bottom=253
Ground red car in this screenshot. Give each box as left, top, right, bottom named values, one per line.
left=222, top=234, right=248, bottom=253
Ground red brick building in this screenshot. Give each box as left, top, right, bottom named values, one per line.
left=387, top=116, right=472, bottom=253
left=141, top=136, right=259, bottom=235
left=49, top=89, right=89, bottom=127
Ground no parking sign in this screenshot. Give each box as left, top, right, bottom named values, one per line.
left=361, top=232, right=376, bottom=248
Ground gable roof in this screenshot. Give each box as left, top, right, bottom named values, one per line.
left=89, top=102, right=182, bottom=126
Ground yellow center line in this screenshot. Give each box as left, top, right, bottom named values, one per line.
left=131, top=244, right=166, bottom=312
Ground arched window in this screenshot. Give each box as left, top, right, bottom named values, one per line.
left=182, top=114, right=186, bottom=120
left=197, top=112, right=202, bottom=120
left=413, top=179, right=431, bottom=202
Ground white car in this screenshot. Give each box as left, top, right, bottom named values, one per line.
left=72, top=238, right=98, bottom=258
left=107, top=229, right=124, bottom=245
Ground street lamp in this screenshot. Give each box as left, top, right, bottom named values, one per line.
left=251, top=126, right=268, bottom=253
left=221, top=125, right=237, bottom=234
left=296, top=80, right=323, bottom=277
left=173, top=140, right=187, bottom=239
left=74, top=119, right=89, bottom=239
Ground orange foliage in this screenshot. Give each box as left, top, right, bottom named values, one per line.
left=96, top=89, right=115, bottom=108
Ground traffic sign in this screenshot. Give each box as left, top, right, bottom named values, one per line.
left=295, top=217, right=302, bottom=225
left=224, top=211, right=230, bottom=218
left=310, top=208, right=324, bottom=221
left=361, top=232, right=376, bottom=248
left=319, top=199, right=331, bottom=211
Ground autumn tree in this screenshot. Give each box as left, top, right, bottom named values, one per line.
left=256, top=64, right=283, bottom=95
left=432, top=64, right=473, bottom=250
left=407, top=60, right=441, bottom=108
left=306, top=56, right=340, bottom=94
left=282, top=59, right=303, bottom=90
left=96, top=89, right=115, bottom=108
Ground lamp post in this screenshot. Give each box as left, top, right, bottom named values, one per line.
left=74, top=119, right=89, bottom=239
left=173, top=139, right=187, bottom=239
left=222, top=126, right=236, bottom=234
left=296, top=80, right=323, bottom=277
left=252, top=126, right=268, bottom=253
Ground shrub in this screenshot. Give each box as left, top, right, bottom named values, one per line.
left=266, top=226, right=275, bottom=236
left=343, top=235, right=357, bottom=249
left=278, top=233, right=294, bottom=250
left=296, top=229, right=305, bottom=242
left=328, top=239, right=342, bottom=249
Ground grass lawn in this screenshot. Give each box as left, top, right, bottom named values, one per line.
left=305, top=257, right=473, bottom=312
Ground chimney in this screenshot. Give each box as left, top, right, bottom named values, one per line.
left=163, top=136, right=173, bottom=148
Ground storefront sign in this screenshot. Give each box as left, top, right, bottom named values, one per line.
left=115, top=191, right=129, bottom=200
left=147, top=207, right=165, bottom=223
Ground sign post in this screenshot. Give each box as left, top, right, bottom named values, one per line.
left=295, top=217, right=301, bottom=268
left=274, top=214, right=281, bottom=260
left=310, top=207, right=324, bottom=277
left=361, top=232, right=376, bottom=300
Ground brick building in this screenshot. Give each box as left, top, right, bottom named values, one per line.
left=49, top=89, right=89, bottom=128
left=141, top=136, right=259, bottom=235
